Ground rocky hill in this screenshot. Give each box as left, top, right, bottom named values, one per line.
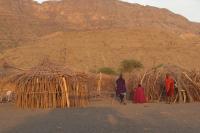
left=30, top=0, right=200, bottom=31
left=0, top=0, right=200, bottom=70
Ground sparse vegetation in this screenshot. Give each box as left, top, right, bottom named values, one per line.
left=119, top=59, right=143, bottom=73
left=98, top=67, right=116, bottom=75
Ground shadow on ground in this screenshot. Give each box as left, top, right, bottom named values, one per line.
left=1, top=103, right=200, bottom=133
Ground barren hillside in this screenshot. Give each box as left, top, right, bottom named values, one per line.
left=1, top=28, right=200, bottom=71
left=0, top=0, right=200, bottom=71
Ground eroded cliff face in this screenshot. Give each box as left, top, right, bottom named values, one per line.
left=1, top=0, right=200, bottom=35
left=0, top=0, right=38, bottom=50
left=29, top=0, right=199, bottom=32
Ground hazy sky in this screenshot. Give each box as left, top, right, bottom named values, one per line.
left=34, top=0, right=200, bottom=22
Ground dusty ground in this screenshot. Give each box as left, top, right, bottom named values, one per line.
left=0, top=101, right=200, bottom=133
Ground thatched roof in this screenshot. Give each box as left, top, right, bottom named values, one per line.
left=23, top=59, right=73, bottom=76
left=11, top=59, right=88, bottom=81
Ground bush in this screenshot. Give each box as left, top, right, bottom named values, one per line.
left=120, top=59, right=143, bottom=73
left=98, top=67, right=116, bottom=75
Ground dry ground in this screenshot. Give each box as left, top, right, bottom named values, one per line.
left=0, top=101, right=200, bottom=133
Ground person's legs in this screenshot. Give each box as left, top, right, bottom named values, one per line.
left=166, top=91, right=172, bottom=104
left=119, top=94, right=124, bottom=103
left=123, top=93, right=126, bottom=104
left=166, top=96, right=170, bottom=104
left=169, top=89, right=174, bottom=104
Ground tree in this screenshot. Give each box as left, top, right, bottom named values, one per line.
left=120, top=59, right=143, bottom=73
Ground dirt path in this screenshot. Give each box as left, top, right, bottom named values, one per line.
left=0, top=102, right=200, bottom=133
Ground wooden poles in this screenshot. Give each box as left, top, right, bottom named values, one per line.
left=97, top=72, right=102, bottom=96
left=181, top=71, right=200, bottom=102
left=11, top=61, right=200, bottom=107
left=62, top=77, right=70, bottom=108
left=12, top=60, right=89, bottom=109
left=128, top=67, right=200, bottom=103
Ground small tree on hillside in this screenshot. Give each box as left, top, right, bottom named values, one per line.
left=120, top=59, right=143, bottom=73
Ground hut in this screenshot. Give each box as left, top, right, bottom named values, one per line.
left=11, top=59, right=89, bottom=108
left=128, top=64, right=200, bottom=103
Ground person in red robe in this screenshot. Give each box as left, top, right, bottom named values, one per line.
left=133, top=84, right=146, bottom=103
left=165, top=74, right=175, bottom=103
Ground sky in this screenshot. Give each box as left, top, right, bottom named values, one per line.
left=34, top=0, right=200, bottom=22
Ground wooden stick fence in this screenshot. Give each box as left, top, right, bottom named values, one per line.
left=128, top=65, right=200, bottom=103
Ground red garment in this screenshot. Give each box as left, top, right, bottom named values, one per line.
left=133, top=87, right=146, bottom=103
left=165, top=77, right=174, bottom=97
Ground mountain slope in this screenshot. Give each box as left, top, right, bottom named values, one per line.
left=1, top=28, right=200, bottom=70
left=1, top=0, right=200, bottom=38
left=0, top=0, right=38, bottom=50
left=0, top=0, right=200, bottom=70
left=30, top=0, right=200, bottom=32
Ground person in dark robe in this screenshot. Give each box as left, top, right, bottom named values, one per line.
left=133, top=84, right=146, bottom=103
left=165, top=74, right=175, bottom=103
left=116, top=74, right=127, bottom=104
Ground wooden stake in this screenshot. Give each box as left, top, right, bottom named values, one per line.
left=62, top=77, right=70, bottom=108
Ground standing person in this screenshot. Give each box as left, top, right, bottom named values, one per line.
left=165, top=74, right=175, bottom=103
left=133, top=84, right=146, bottom=103
left=116, top=74, right=127, bottom=104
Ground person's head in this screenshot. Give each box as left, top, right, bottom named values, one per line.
left=119, top=73, right=123, bottom=79
left=166, top=73, right=170, bottom=78
left=138, top=84, right=142, bottom=87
